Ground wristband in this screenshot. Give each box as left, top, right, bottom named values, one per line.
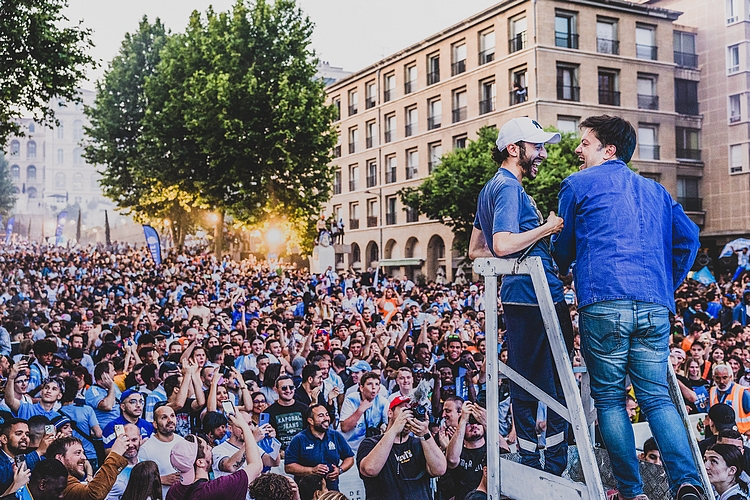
left=421, top=433, right=432, bottom=441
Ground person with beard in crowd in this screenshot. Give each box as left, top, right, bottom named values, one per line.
left=445, top=401, right=489, bottom=500
left=138, top=405, right=185, bottom=499
left=101, top=389, right=153, bottom=451
left=12, top=458, right=70, bottom=500
left=0, top=418, right=50, bottom=493
left=104, top=424, right=141, bottom=500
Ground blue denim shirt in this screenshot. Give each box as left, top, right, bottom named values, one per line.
left=552, top=159, right=699, bottom=314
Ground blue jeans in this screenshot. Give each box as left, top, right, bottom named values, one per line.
left=579, top=300, right=702, bottom=497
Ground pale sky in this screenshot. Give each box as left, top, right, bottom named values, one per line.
left=62, top=0, right=497, bottom=89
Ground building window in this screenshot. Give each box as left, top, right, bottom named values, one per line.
left=366, top=159, right=377, bottom=188
left=454, top=134, right=467, bottom=149
left=73, top=120, right=83, bottom=141
left=480, top=80, right=496, bottom=114
left=333, top=144, right=341, bottom=158
left=510, top=68, right=527, bottom=106
left=405, top=64, right=417, bottom=94
left=333, top=169, right=341, bottom=195
left=428, top=142, right=442, bottom=173
left=479, top=30, right=495, bottom=64
left=73, top=147, right=83, bottom=165
left=427, top=53, right=440, bottom=85
left=730, top=94, right=742, bottom=123
left=348, top=89, right=358, bottom=116
left=452, top=42, right=467, bottom=76
left=405, top=205, right=419, bottom=223
left=72, top=173, right=84, bottom=191
left=367, top=199, right=379, bottom=227
left=428, top=98, right=442, bottom=130
left=675, top=79, right=699, bottom=115
left=55, top=172, right=66, bottom=189
left=636, top=25, right=657, bottom=60
left=676, top=127, right=701, bottom=161
left=555, top=11, right=578, bottom=49
left=27, top=165, right=36, bottom=180
left=406, top=149, right=418, bottom=180
left=332, top=98, right=341, bottom=121
left=677, top=177, right=701, bottom=211
left=366, top=120, right=377, bottom=148
left=557, top=116, right=579, bottom=133
left=348, top=127, right=358, bottom=154
left=385, top=155, right=397, bottom=183
left=674, top=31, right=697, bottom=68
left=730, top=144, right=745, bottom=173
left=10, top=164, right=20, bottom=180
left=557, top=64, right=580, bottom=101
left=728, top=45, right=740, bottom=74
left=57, top=122, right=64, bottom=139
left=638, top=125, right=660, bottom=160
left=384, top=114, right=396, bottom=143
left=27, top=187, right=37, bottom=199
left=349, top=164, right=359, bottom=192
left=365, top=81, right=376, bottom=109
left=509, top=15, right=527, bottom=53
left=385, top=196, right=397, bottom=225
left=597, top=18, right=619, bottom=55
left=57, top=149, right=64, bottom=164
left=637, top=74, right=658, bottom=110
left=28, top=123, right=34, bottom=133
left=349, top=203, right=360, bottom=230
left=9, top=141, right=19, bottom=157
left=26, top=141, right=36, bottom=159
left=384, top=73, right=396, bottom=102
left=405, top=106, right=418, bottom=137
left=452, top=89, right=467, bottom=123
left=598, top=69, right=620, bottom=106
left=727, top=0, right=740, bottom=23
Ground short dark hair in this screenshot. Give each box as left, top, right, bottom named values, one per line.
left=248, top=473, right=296, bottom=500
left=47, top=436, right=83, bottom=460
left=0, top=418, right=27, bottom=437
left=642, top=437, right=659, bottom=455
left=491, top=142, right=524, bottom=165
left=359, top=372, right=379, bottom=387
left=30, top=457, right=68, bottom=486
left=163, top=375, right=181, bottom=398
left=304, top=404, right=328, bottom=424
left=301, top=364, right=320, bottom=383
left=579, top=115, right=636, bottom=163
left=93, top=361, right=112, bottom=382
left=33, top=339, right=57, bottom=356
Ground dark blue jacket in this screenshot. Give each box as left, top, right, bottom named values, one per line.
left=553, top=159, right=699, bottom=313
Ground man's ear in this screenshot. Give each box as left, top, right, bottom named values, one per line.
left=604, top=143, right=618, bottom=161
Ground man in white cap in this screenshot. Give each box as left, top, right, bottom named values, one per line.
left=166, top=414, right=262, bottom=500
left=468, top=117, right=573, bottom=476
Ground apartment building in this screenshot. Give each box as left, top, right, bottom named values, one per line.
left=325, top=0, right=700, bottom=281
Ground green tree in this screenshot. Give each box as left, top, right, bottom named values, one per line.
left=399, top=126, right=580, bottom=255
left=0, top=154, right=16, bottom=216
left=0, top=0, right=95, bottom=144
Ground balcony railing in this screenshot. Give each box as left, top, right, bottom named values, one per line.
left=452, top=107, right=467, bottom=123
left=599, top=89, right=621, bottom=106
left=636, top=44, right=658, bottom=60
left=678, top=197, right=703, bottom=212
left=674, top=51, right=698, bottom=69
left=427, top=70, right=440, bottom=85
left=510, top=89, right=527, bottom=106
left=557, top=85, right=580, bottom=102
left=348, top=104, right=357, bottom=116
left=333, top=183, right=342, bottom=195
left=451, top=60, right=466, bottom=76
left=637, top=94, right=659, bottom=110
left=365, top=97, right=376, bottom=109
left=597, top=38, right=619, bottom=55
left=479, top=98, right=495, bottom=114
left=509, top=32, right=527, bottom=53
left=366, top=137, right=373, bottom=149
left=404, top=81, right=416, bottom=94
left=366, top=175, right=377, bottom=188
left=385, top=169, right=397, bottom=183
left=384, top=88, right=393, bottom=102
left=479, top=49, right=495, bottom=65
left=405, top=167, right=418, bottom=180
left=676, top=101, right=699, bottom=116
left=676, top=148, right=702, bottom=161
left=349, top=143, right=356, bottom=154
left=385, top=213, right=397, bottom=225
left=639, top=145, right=660, bottom=160
left=349, top=180, right=357, bottom=191
left=405, top=124, right=415, bottom=137
left=333, top=145, right=341, bottom=158
left=406, top=208, right=419, bottom=223
left=428, top=116, right=441, bottom=130
left=731, top=113, right=741, bottom=123
left=349, top=218, right=359, bottom=230
left=555, top=32, right=579, bottom=49
left=366, top=216, right=378, bottom=228
left=384, top=130, right=393, bottom=143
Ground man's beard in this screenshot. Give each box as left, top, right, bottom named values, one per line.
left=465, top=430, right=485, bottom=442
left=518, top=145, right=535, bottom=179
left=313, top=423, right=328, bottom=433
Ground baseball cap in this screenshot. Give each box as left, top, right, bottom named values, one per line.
left=159, top=361, right=179, bottom=377
left=170, top=439, right=199, bottom=485
left=390, top=396, right=410, bottom=411
left=708, top=403, right=737, bottom=431
left=349, top=360, right=372, bottom=373
left=469, top=284, right=478, bottom=292
left=333, top=353, right=347, bottom=369
left=120, top=388, right=142, bottom=403
left=496, top=117, right=560, bottom=152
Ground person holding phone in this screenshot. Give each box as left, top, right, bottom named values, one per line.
left=212, top=411, right=277, bottom=479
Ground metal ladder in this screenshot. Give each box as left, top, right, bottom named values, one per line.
left=474, top=256, right=713, bottom=500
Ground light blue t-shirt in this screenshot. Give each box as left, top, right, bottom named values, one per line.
left=85, top=384, right=121, bottom=429
left=339, top=392, right=389, bottom=454
left=60, top=404, right=100, bottom=463
left=15, top=402, right=60, bottom=421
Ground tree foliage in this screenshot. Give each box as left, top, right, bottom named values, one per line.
left=399, top=125, right=580, bottom=254
left=0, top=0, right=95, bottom=144
left=0, top=154, right=17, bottom=216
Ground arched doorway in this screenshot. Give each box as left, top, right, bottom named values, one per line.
left=426, top=235, right=446, bottom=282
left=404, top=237, right=421, bottom=282
left=384, top=239, right=397, bottom=259
left=351, top=243, right=361, bottom=270
left=366, top=241, right=379, bottom=269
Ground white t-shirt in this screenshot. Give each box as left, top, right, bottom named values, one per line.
left=138, top=434, right=186, bottom=499
left=211, top=439, right=263, bottom=478
left=104, top=464, right=134, bottom=500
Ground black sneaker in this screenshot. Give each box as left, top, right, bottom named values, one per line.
left=676, top=484, right=704, bottom=500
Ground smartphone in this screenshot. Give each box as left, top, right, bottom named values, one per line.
left=14, top=454, right=25, bottom=467
left=259, top=412, right=270, bottom=427
left=221, top=400, right=236, bottom=416
left=20, top=355, right=29, bottom=363
left=114, top=424, right=125, bottom=437
left=44, top=425, right=55, bottom=436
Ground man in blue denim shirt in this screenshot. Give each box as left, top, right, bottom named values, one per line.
left=469, top=117, right=573, bottom=476
left=552, top=115, right=702, bottom=500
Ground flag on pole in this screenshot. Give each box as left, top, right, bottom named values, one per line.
left=55, top=211, right=67, bottom=246
left=142, top=225, right=162, bottom=266
left=4, top=217, right=14, bottom=245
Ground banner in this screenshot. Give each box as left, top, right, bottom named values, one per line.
left=4, top=217, right=13, bottom=245
left=55, top=211, right=67, bottom=246
left=142, top=225, right=162, bottom=266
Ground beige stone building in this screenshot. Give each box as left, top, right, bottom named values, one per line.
left=325, top=0, right=704, bottom=281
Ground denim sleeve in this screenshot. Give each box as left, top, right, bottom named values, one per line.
left=552, top=180, right=577, bottom=275
left=671, top=198, right=700, bottom=289
left=24, top=451, right=41, bottom=471
left=742, top=389, right=750, bottom=415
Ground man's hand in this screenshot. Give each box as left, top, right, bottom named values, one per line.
left=545, top=211, right=564, bottom=235
left=389, top=408, right=412, bottom=435
left=260, top=423, right=276, bottom=438
left=459, top=402, right=473, bottom=425
left=326, top=464, right=341, bottom=481
left=310, top=386, right=321, bottom=403
left=100, top=372, right=114, bottom=390
left=359, top=398, right=374, bottom=412
left=161, top=472, right=181, bottom=486
left=285, top=475, right=301, bottom=500
left=327, top=386, right=340, bottom=404
left=36, top=433, right=56, bottom=456
left=311, top=464, right=330, bottom=475
left=109, top=433, right=129, bottom=457
left=471, top=404, right=488, bottom=428
left=9, top=360, right=28, bottom=380
left=406, top=416, right=429, bottom=437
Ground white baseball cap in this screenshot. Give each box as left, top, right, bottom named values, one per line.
left=496, top=117, right=561, bottom=152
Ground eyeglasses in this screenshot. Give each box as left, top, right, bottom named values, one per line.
left=125, top=399, right=144, bottom=406
left=253, top=399, right=267, bottom=405
left=279, top=386, right=295, bottom=391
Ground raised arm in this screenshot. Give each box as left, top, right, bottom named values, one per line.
left=5, top=361, right=27, bottom=414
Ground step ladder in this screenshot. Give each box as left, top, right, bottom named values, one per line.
left=474, top=256, right=713, bottom=500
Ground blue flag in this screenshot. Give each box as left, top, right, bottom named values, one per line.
left=4, top=217, right=14, bottom=245
left=693, top=266, right=716, bottom=286
left=55, top=211, right=67, bottom=246
left=142, top=225, right=162, bottom=266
